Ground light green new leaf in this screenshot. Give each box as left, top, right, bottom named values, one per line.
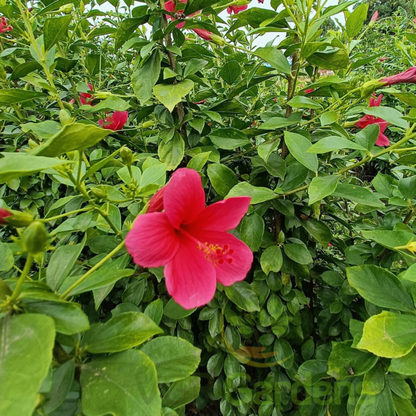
left=389, top=348, right=416, bottom=375
left=307, top=136, right=365, bottom=153
left=346, top=3, right=368, bottom=38
left=287, top=96, right=322, bottom=110
left=347, top=265, right=415, bottom=312
left=83, top=312, right=163, bottom=353
left=158, top=134, right=185, bottom=170
left=30, top=123, right=111, bottom=157
left=0, top=153, right=69, bottom=182
left=308, top=175, right=340, bottom=205
left=226, top=182, right=277, bottom=204
left=254, top=46, right=291, bottom=74
left=284, top=132, right=318, bottom=172
left=358, top=311, right=416, bottom=358
left=141, top=336, right=201, bottom=383
left=81, top=350, right=161, bottom=416
left=0, top=314, right=55, bottom=416
left=260, top=246, right=283, bottom=274
left=154, top=79, right=194, bottom=112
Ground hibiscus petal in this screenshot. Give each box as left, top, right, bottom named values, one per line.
left=125, top=212, right=179, bottom=268
left=186, top=197, right=251, bottom=233
left=164, top=168, right=206, bottom=229
left=187, top=230, right=253, bottom=287
left=164, top=233, right=217, bottom=309
left=375, top=132, right=390, bottom=147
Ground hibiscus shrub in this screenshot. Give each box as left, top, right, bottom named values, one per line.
left=2, top=0, right=416, bottom=415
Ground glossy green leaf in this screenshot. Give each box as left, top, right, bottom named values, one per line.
left=261, top=246, right=283, bottom=275
left=0, top=90, right=46, bottom=106
left=225, top=281, right=260, bottom=312
left=164, top=298, right=196, bottom=319
left=0, top=314, right=55, bottom=416
left=162, top=376, right=200, bottom=409
left=0, top=243, right=14, bottom=272
left=358, top=311, right=416, bottom=358
left=141, top=336, right=201, bottom=383
left=158, top=134, right=185, bottom=170
left=81, top=350, right=161, bottom=416
left=389, top=348, right=416, bottom=375
left=287, top=96, right=322, bottom=110
left=347, top=265, right=415, bottom=312
left=115, top=16, right=149, bottom=51
left=84, top=312, right=163, bottom=353
left=346, top=3, right=368, bottom=38
left=30, top=123, right=111, bottom=157
left=333, top=183, right=384, bottom=208
left=307, top=136, right=365, bottom=153
left=209, top=128, right=250, bottom=150
left=154, top=80, right=194, bottom=112
left=355, top=386, right=394, bottom=416
left=226, top=182, right=277, bottom=204
left=284, top=242, right=313, bottom=265
left=254, top=46, right=291, bottom=74
left=24, top=301, right=90, bottom=335
left=364, top=106, right=407, bottom=129
left=284, top=132, right=318, bottom=172
left=308, top=175, right=340, bottom=205
left=44, top=15, right=72, bottom=51
left=240, top=213, right=264, bottom=252
left=219, top=60, right=241, bottom=85
left=207, top=163, right=238, bottom=196
left=296, top=360, right=328, bottom=386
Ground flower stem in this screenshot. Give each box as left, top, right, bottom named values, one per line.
left=9, top=254, right=33, bottom=303
left=59, top=240, right=126, bottom=299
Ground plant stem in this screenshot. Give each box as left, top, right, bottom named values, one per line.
left=40, top=207, right=93, bottom=222
left=9, top=254, right=33, bottom=303
left=60, top=240, right=126, bottom=299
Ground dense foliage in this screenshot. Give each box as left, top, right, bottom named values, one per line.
left=1, top=1, right=416, bottom=415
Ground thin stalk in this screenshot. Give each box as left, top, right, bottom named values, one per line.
left=40, top=207, right=93, bottom=222
left=9, top=254, right=33, bottom=303
left=60, top=240, right=126, bottom=299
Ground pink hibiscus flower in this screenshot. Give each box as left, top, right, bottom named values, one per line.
left=355, top=94, right=389, bottom=147
left=80, top=84, right=94, bottom=106
left=98, top=111, right=128, bottom=130
left=0, top=17, right=12, bottom=33
left=227, top=5, right=248, bottom=14
left=165, top=0, right=188, bottom=28
left=125, top=168, right=253, bottom=309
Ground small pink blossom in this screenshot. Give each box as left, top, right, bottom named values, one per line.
left=98, top=111, right=128, bottom=130
left=381, top=67, right=416, bottom=86
left=227, top=5, right=248, bottom=14
left=0, top=17, right=12, bottom=33
left=125, top=168, right=253, bottom=309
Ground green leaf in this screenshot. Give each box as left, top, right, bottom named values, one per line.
left=43, top=360, right=75, bottom=414
left=267, top=293, right=284, bottom=320
left=162, top=376, right=200, bottom=409
left=252, top=154, right=286, bottom=179
left=185, top=0, right=219, bottom=14
left=274, top=339, right=294, bottom=369
left=115, top=16, right=149, bottom=51
left=58, top=268, right=134, bottom=296
left=240, top=213, right=264, bottom=252
left=226, top=182, right=277, bottom=204
left=307, top=136, right=365, bottom=153
left=46, top=240, right=85, bottom=291
left=158, top=134, right=185, bottom=171
left=86, top=96, right=130, bottom=113
left=261, top=246, right=283, bottom=275
left=355, top=386, right=394, bottom=416
left=358, top=311, right=416, bottom=358
left=308, top=49, right=349, bottom=70
left=296, top=360, right=328, bottom=386
left=84, top=312, right=163, bottom=354
left=320, top=111, right=338, bottom=125
left=207, top=163, right=238, bottom=196
left=347, top=265, right=415, bottom=312
left=284, top=132, right=318, bottom=172
left=362, top=230, right=414, bottom=251
left=284, top=242, right=313, bottom=265
left=24, top=301, right=90, bottom=335
left=333, top=183, right=384, bottom=208
left=364, top=106, right=407, bottom=129
left=0, top=243, right=14, bottom=272
left=389, top=348, right=416, bottom=375
left=0, top=314, right=55, bottom=416
left=0, top=153, right=69, bottom=182
left=219, top=61, right=241, bottom=85
left=144, top=299, right=164, bottom=325
left=259, top=117, right=299, bottom=130
left=30, top=123, right=111, bottom=157
left=154, top=80, right=194, bottom=112
left=399, top=176, right=416, bottom=200
left=81, top=350, right=161, bottom=416
left=0, top=89, right=46, bottom=106
left=355, top=124, right=380, bottom=150
left=301, top=218, right=332, bottom=246
left=207, top=353, right=224, bottom=378
left=209, top=128, right=250, bottom=150
left=132, top=49, right=162, bottom=104
left=183, top=58, right=208, bottom=78
left=225, top=281, right=260, bottom=312
left=362, top=364, right=385, bottom=396
left=327, top=340, right=377, bottom=380
left=164, top=298, right=196, bottom=319
left=392, top=394, right=416, bottom=416
left=287, top=96, right=322, bottom=110
left=254, top=46, right=291, bottom=74
left=10, top=61, right=42, bottom=80
left=346, top=3, right=368, bottom=38
left=44, top=15, right=72, bottom=51
left=308, top=175, right=340, bottom=205
left=141, top=336, right=201, bottom=383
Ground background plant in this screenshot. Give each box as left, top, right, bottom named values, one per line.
left=1, top=0, right=416, bottom=416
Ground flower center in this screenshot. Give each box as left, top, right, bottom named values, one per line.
left=198, top=242, right=234, bottom=267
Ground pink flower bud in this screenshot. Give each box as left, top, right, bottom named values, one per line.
left=371, top=10, right=379, bottom=22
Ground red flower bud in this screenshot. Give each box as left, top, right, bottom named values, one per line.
left=0, top=208, right=12, bottom=225
left=147, top=187, right=165, bottom=213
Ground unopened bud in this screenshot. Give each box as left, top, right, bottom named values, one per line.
left=360, top=80, right=384, bottom=98
left=120, top=147, right=134, bottom=165
left=4, top=211, right=34, bottom=227
left=22, top=221, right=48, bottom=255
left=147, top=187, right=165, bottom=213
left=94, top=91, right=112, bottom=100
left=141, top=120, right=155, bottom=129
left=28, top=139, right=38, bottom=149
left=58, top=4, right=73, bottom=14
left=90, top=187, right=107, bottom=199
left=210, top=34, right=227, bottom=46
left=0, top=208, right=12, bottom=225
left=59, top=109, right=73, bottom=126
